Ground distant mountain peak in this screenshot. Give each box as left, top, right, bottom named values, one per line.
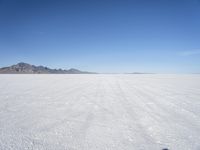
left=0, top=62, right=96, bottom=74
left=17, top=62, right=30, bottom=65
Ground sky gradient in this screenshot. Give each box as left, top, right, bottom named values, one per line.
left=0, top=0, right=200, bottom=73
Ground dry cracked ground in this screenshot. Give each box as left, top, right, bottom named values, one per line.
left=0, top=74, right=200, bottom=150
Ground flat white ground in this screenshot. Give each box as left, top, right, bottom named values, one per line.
left=0, top=75, right=200, bottom=150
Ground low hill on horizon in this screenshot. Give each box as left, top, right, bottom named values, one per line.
left=0, top=62, right=96, bottom=74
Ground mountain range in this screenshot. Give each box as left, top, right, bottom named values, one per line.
left=0, top=62, right=96, bottom=74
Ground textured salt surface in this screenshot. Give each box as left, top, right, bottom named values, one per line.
left=0, top=74, right=200, bottom=150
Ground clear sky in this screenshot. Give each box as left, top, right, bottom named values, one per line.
left=0, top=0, right=200, bottom=73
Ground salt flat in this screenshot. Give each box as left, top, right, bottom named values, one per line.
left=0, top=74, right=200, bottom=150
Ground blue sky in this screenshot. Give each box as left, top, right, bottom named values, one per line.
left=0, top=0, right=200, bottom=73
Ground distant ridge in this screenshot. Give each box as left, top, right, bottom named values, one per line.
left=0, top=62, right=96, bottom=74
left=125, top=72, right=155, bottom=74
